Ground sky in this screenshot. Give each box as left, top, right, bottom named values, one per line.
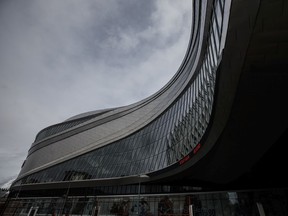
left=0, top=0, right=192, bottom=186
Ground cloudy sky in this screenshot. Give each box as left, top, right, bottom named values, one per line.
left=0, top=0, right=191, bottom=186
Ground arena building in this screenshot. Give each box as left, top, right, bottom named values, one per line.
left=2, top=0, right=288, bottom=215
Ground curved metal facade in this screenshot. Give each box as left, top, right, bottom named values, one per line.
left=13, top=0, right=231, bottom=188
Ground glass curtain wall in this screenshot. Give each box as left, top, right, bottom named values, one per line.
left=3, top=189, right=288, bottom=216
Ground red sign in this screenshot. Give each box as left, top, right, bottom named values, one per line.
left=193, top=143, right=201, bottom=154
left=179, top=155, right=190, bottom=165
left=178, top=143, right=201, bottom=166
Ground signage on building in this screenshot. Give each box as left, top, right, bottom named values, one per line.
left=179, top=155, right=190, bottom=165
left=179, top=143, right=202, bottom=166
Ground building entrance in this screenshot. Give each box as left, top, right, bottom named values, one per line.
left=2, top=189, right=288, bottom=216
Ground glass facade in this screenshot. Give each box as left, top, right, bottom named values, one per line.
left=14, top=0, right=226, bottom=187
left=3, top=189, right=288, bottom=216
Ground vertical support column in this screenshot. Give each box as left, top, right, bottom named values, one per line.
left=256, top=202, right=266, bottom=216
left=189, top=204, right=194, bottom=216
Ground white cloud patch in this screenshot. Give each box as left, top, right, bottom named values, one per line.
left=0, top=0, right=191, bottom=183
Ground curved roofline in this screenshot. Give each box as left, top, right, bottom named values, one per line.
left=64, top=108, right=117, bottom=122
left=31, top=2, right=197, bottom=145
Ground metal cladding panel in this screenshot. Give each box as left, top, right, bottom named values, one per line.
left=19, top=80, right=191, bottom=177
left=19, top=24, right=206, bottom=176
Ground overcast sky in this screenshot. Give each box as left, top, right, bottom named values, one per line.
left=0, top=0, right=191, bottom=186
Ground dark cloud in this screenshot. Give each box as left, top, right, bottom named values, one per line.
left=0, top=0, right=191, bottom=183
